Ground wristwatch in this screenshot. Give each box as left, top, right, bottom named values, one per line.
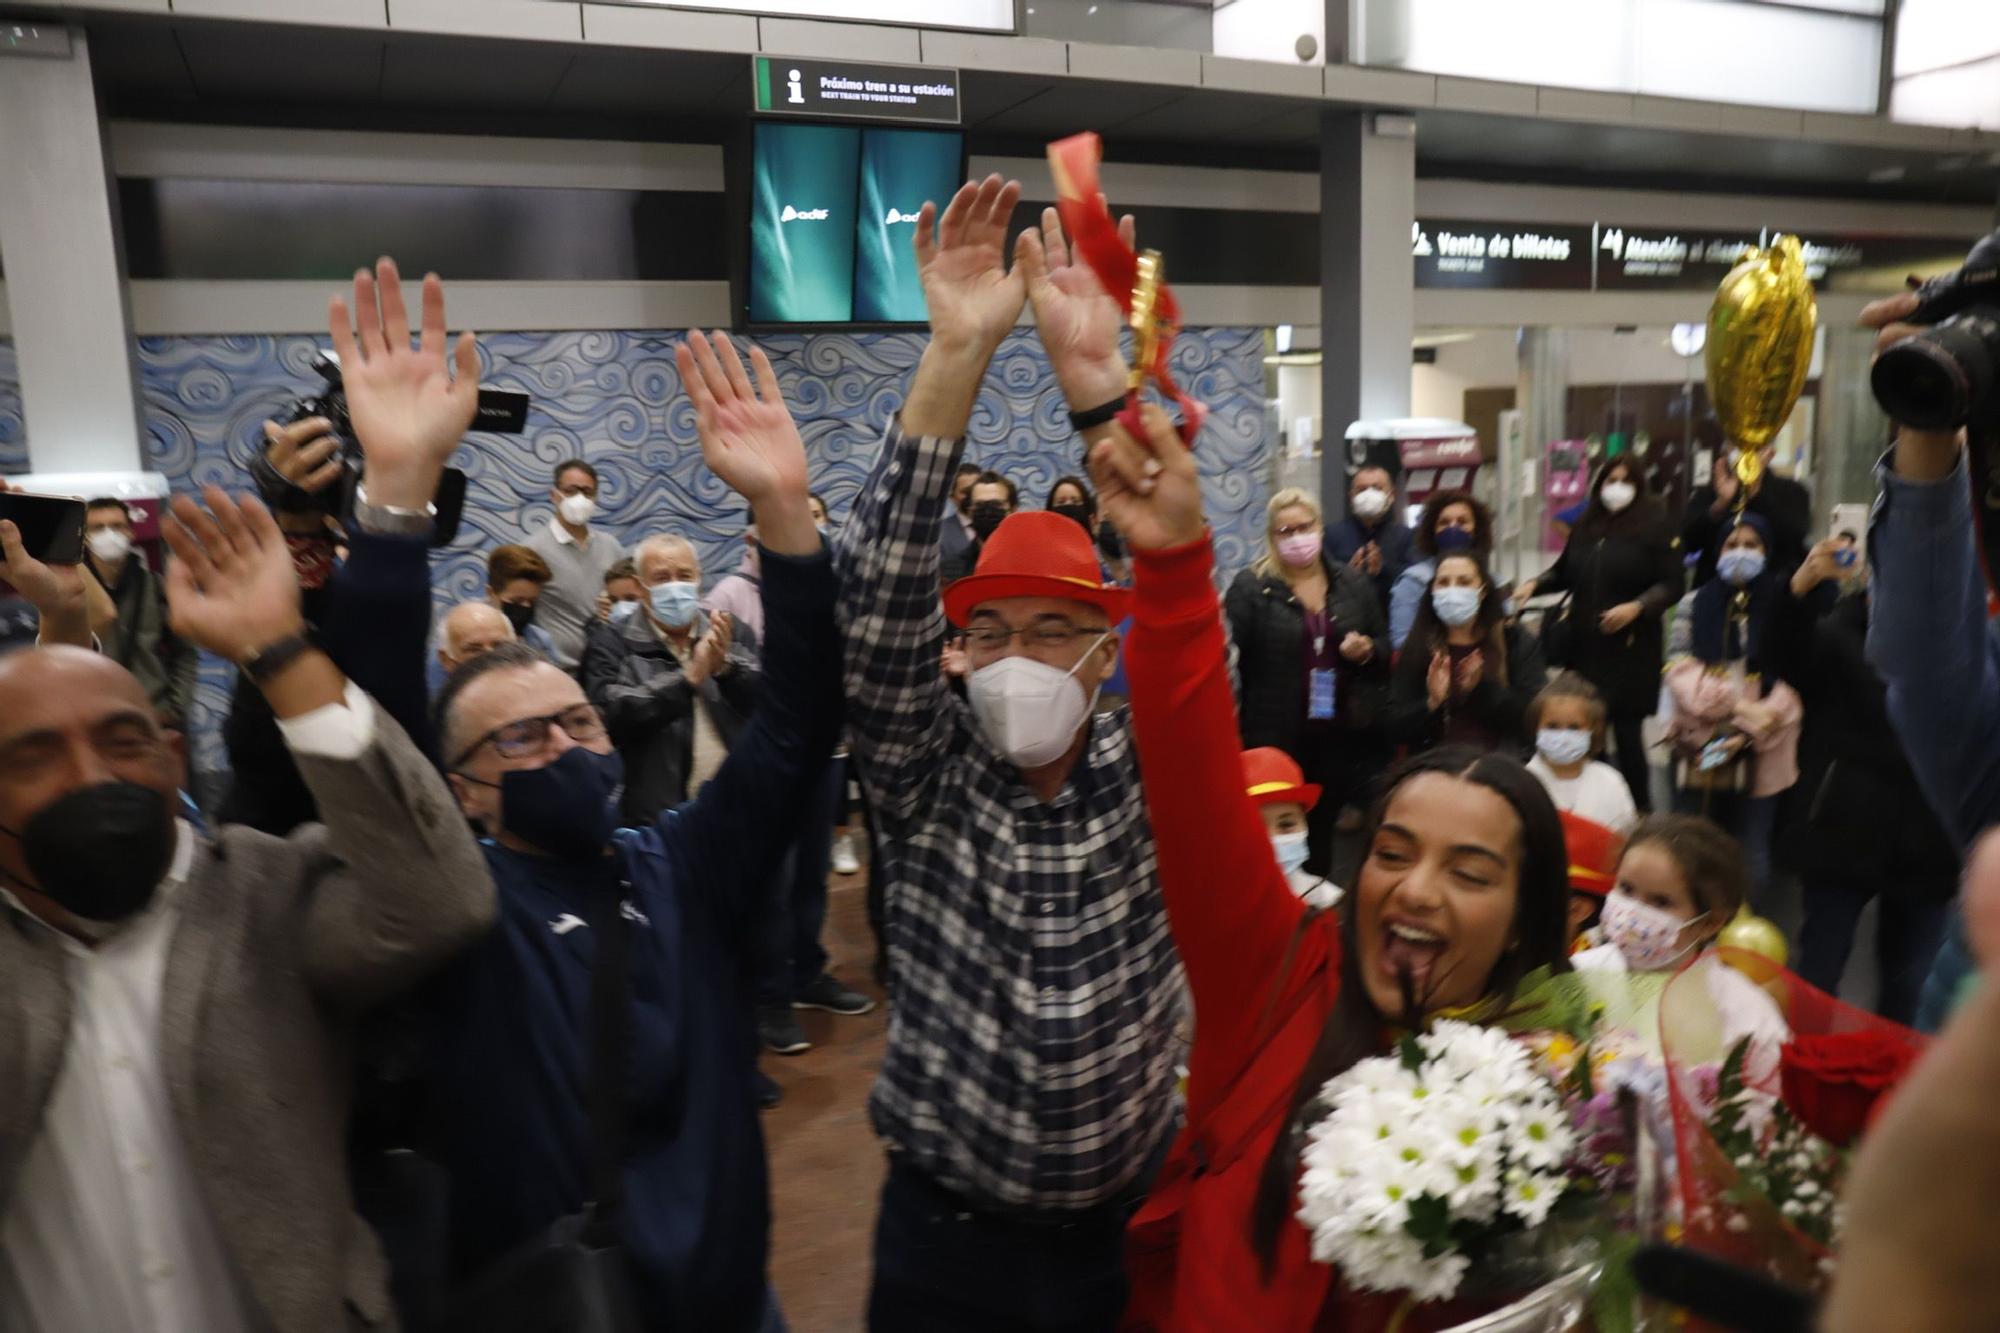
left=241, top=631, right=315, bottom=683
left=351, top=481, right=436, bottom=538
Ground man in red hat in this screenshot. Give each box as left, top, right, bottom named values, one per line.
left=1243, top=746, right=1342, bottom=909
left=834, top=175, right=1185, bottom=1333
left=1560, top=809, right=1623, bottom=953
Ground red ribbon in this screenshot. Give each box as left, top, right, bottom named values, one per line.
left=1047, top=132, right=1207, bottom=444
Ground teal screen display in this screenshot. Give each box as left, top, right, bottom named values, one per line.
left=854, top=128, right=963, bottom=324
left=750, top=123, right=861, bottom=324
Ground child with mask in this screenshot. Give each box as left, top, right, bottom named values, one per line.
left=1560, top=809, right=1621, bottom=953
left=1242, top=747, right=1342, bottom=910
left=1387, top=552, right=1548, bottom=755
left=1527, top=671, right=1640, bottom=834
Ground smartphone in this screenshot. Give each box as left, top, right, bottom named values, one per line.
left=0, top=491, right=86, bottom=565
left=1698, top=737, right=1736, bottom=772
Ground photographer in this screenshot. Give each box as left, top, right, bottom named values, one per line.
left=1860, top=237, right=2000, bottom=1031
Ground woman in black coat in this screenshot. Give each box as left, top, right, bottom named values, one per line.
left=1387, top=553, right=1547, bottom=756
left=1225, top=486, right=1391, bottom=875
left=1520, top=455, right=1682, bottom=812
left=1767, top=538, right=1959, bottom=1025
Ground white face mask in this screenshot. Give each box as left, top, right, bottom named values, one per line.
left=966, top=635, right=1108, bottom=769
left=1600, top=481, right=1637, bottom=513
left=1601, top=889, right=1706, bottom=972
left=87, top=529, right=132, bottom=564
left=1536, top=728, right=1593, bottom=768
left=558, top=493, right=598, bottom=526
left=1350, top=487, right=1392, bottom=521
left=1271, top=830, right=1310, bottom=877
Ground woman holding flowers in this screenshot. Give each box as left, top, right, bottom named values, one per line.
left=1093, top=406, right=1576, bottom=1331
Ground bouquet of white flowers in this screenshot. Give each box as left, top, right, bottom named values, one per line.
left=1296, top=1020, right=1579, bottom=1305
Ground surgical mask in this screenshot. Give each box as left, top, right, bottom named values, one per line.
left=1276, top=532, right=1323, bottom=568
left=476, top=747, right=625, bottom=863
left=1051, top=502, right=1092, bottom=533
left=1718, top=549, right=1766, bottom=586
left=1434, top=526, right=1474, bottom=554
left=649, top=580, right=700, bottom=629
left=972, top=501, right=1009, bottom=541
left=1536, top=728, right=1593, bottom=767
left=609, top=599, right=640, bottom=625
left=1272, top=831, right=1310, bottom=877
left=500, top=601, right=537, bottom=635
left=967, top=635, right=1107, bottom=769
left=87, top=529, right=132, bottom=564
left=1433, top=586, right=1482, bottom=627
left=558, top=494, right=598, bottom=526
left=1600, top=481, right=1637, bottom=513
left=0, top=782, right=175, bottom=926
left=1350, top=487, right=1391, bottom=521
left=1601, top=889, right=1706, bottom=972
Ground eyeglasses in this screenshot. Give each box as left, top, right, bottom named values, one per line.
left=450, top=703, right=605, bottom=769
left=964, top=623, right=1111, bottom=651
left=1273, top=522, right=1317, bottom=539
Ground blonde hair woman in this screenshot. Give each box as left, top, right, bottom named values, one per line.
left=1224, top=487, right=1392, bottom=876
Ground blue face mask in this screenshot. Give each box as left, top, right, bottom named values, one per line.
left=1718, top=549, right=1767, bottom=587
left=1433, top=585, right=1483, bottom=627
left=1271, top=831, right=1310, bottom=877
left=649, top=580, right=700, bottom=629
left=1434, top=526, right=1475, bottom=554
left=456, top=746, right=626, bottom=862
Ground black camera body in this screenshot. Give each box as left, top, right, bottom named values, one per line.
left=1871, top=228, right=2000, bottom=432
left=251, top=353, right=531, bottom=548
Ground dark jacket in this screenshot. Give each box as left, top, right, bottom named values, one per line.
left=1386, top=620, right=1548, bottom=756
left=1224, top=556, right=1389, bottom=758
left=1534, top=504, right=1683, bottom=718
left=583, top=606, right=760, bottom=825
left=1682, top=473, right=1811, bottom=587
left=1324, top=512, right=1414, bottom=613
left=1769, top=586, right=1958, bottom=893
left=940, top=506, right=979, bottom=587
left=420, top=547, right=842, bottom=1333
left=221, top=530, right=437, bottom=835
left=91, top=553, right=196, bottom=726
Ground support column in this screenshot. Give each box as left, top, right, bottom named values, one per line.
left=1509, top=327, right=1568, bottom=583
left=1319, top=109, right=1414, bottom=519
left=0, top=26, right=146, bottom=476
left=1815, top=325, right=1891, bottom=532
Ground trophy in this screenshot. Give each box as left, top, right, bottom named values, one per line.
left=1704, top=234, right=1818, bottom=511
left=1047, top=132, right=1206, bottom=442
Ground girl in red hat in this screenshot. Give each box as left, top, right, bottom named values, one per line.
left=1242, top=747, right=1342, bottom=911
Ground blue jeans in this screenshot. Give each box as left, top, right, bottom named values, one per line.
left=1797, top=882, right=1952, bottom=1027
left=757, top=757, right=840, bottom=1006
left=1672, top=788, right=1780, bottom=910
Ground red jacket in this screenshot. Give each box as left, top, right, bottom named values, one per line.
left=1121, top=537, right=1343, bottom=1331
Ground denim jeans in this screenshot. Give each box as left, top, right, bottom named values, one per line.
left=1672, top=787, right=1780, bottom=910
left=756, top=757, right=841, bottom=1006
left=1799, top=881, right=1951, bottom=1027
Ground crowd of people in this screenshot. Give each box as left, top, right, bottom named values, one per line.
left=0, top=172, right=1994, bottom=1333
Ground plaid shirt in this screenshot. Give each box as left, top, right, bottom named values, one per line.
left=837, top=420, right=1185, bottom=1210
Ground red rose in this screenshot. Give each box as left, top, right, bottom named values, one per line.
left=1778, top=1030, right=1922, bottom=1149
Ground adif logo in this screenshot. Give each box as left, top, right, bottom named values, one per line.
left=780, top=204, right=831, bottom=223
left=884, top=208, right=921, bottom=225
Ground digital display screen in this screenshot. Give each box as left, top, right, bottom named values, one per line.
left=749, top=121, right=964, bottom=326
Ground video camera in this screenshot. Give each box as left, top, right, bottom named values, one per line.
left=249, top=352, right=532, bottom=548
left=1871, top=227, right=2000, bottom=431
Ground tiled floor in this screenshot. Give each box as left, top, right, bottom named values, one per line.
left=764, top=859, right=888, bottom=1333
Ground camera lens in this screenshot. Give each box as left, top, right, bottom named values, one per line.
left=1872, top=327, right=1980, bottom=431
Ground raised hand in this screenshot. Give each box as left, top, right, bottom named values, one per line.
left=162, top=486, right=305, bottom=663
left=1088, top=403, right=1204, bottom=553
left=264, top=417, right=345, bottom=495
left=914, top=175, right=1025, bottom=356
left=0, top=480, right=92, bottom=647
left=327, top=257, right=480, bottom=509
left=1791, top=537, right=1843, bottom=597
left=1016, top=202, right=1135, bottom=409
left=677, top=331, right=818, bottom=558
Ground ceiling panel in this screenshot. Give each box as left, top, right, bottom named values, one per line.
left=85, top=19, right=198, bottom=105
left=544, top=47, right=741, bottom=115
left=1108, top=89, right=1311, bottom=142
left=174, top=22, right=386, bottom=105
left=380, top=34, right=578, bottom=110
left=974, top=81, right=1187, bottom=137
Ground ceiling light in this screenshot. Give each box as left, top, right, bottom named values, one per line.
left=1867, top=165, right=1906, bottom=183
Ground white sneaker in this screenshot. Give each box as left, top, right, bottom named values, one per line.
left=831, top=831, right=861, bottom=876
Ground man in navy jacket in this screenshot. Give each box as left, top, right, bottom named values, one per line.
left=423, top=329, right=840, bottom=1332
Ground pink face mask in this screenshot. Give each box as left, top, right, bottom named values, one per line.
left=1601, top=888, right=1706, bottom=972
left=1277, top=532, right=1323, bottom=568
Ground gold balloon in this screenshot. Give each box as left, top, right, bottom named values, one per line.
left=1705, top=234, right=1818, bottom=455
left=1718, top=906, right=1789, bottom=971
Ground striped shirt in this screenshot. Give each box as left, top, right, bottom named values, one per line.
left=837, top=420, right=1184, bottom=1210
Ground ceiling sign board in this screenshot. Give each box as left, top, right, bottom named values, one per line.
left=1593, top=226, right=1764, bottom=290
left=607, top=0, right=1013, bottom=32
left=754, top=56, right=961, bottom=125
left=1412, top=219, right=1595, bottom=290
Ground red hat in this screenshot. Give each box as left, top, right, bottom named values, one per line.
left=1241, top=747, right=1321, bottom=811
left=1560, top=811, right=1622, bottom=899
left=942, top=510, right=1131, bottom=627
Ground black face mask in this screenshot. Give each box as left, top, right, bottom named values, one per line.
left=1051, top=502, right=1093, bottom=533
left=500, top=601, right=537, bottom=635
left=463, top=747, right=625, bottom=862
left=971, top=501, right=1009, bottom=541
left=0, top=782, right=175, bottom=924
